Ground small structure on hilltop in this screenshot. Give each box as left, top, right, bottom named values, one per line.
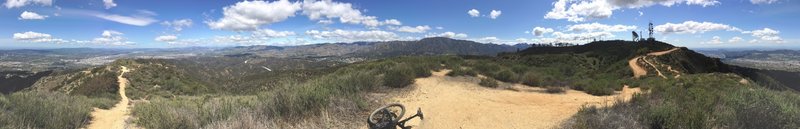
left=632, top=31, right=640, bottom=42
left=647, top=21, right=656, bottom=41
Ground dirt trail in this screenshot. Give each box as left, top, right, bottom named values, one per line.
left=389, top=70, right=641, bottom=129
left=86, top=66, right=134, bottom=129
left=629, top=48, right=680, bottom=78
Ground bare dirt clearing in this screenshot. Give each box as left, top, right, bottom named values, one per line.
left=387, top=70, right=640, bottom=129
left=86, top=66, right=136, bottom=129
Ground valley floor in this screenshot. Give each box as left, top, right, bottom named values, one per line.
left=381, top=70, right=640, bottom=129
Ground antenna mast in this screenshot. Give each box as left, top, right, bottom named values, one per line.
left=648, top=21, right=654, bottom=39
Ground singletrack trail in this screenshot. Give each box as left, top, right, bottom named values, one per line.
left=388, top=70, right=641, bottom=129
left=630, top=48, right=681, bottom=78
left=86, top=66, right=136, bottom=129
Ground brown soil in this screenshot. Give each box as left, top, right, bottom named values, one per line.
left=86, top=66, right=137, bottom=129
left=383, top=70, right=641, bottom=129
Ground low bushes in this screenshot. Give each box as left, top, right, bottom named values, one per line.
left=446, top=68, right=477, bottom=77
left=493, top=70, right=519, bottom=83
left=545, top=86, right=566, bottom=93
left=0, top=92, right=112, bottom=129
left=383, top=64, right=416, bottom=88
left=479, top=77, right=499, bottom=88
left=562, top=73, right=800, bottom=129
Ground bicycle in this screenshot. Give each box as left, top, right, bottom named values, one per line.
left=367, top=103, right=424, bottom=129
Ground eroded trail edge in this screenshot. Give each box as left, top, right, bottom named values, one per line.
left=87, top=66, right=132, bottom=129
left=389, top=70, right=641, bottom=129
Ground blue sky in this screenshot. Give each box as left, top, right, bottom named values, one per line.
left=1, top=0, right=798, bottom=49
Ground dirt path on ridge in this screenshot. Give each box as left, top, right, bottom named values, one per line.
left=385, top=70, right=641, bottom=129
left=86, top=66, right=135, bottom=129
left=629, top=48, right=681, bottom=78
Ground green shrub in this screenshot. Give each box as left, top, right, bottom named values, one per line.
left=521, top=71, right=542, bottom=86
left=133, top=96, right=258, bottom=129
left=384, top=64, right=416, bottom=88
left=584, top=83, right=614, bottom=96
left=479, top=77, right=499, bottom=88
left=0, top=92, right=105, bottom=129
left=494, top=70, right=519, bottom=83
left=545, top=86, right=566, bottom=93
left=446, top=68, right=477, bottom=77
left=563, top=73, right=800, bottom=129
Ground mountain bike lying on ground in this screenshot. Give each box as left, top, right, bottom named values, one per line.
left=367, top=103, right=424, bottom=129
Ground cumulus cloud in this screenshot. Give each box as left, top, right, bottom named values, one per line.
left=552, top=31, right=614, bottom=42
left=729, top=36, right=743, bottom=43
left=654, top=21, right=741, bottom=34
left=703, top=36, right=723, bottom=44
left=489, top=10, right=502, bottom=19
left=12, top=31, right=65, bottom=43
left=4, top=0, right=51, bottom=8
left=567, top=22, right=637, bottom=32
left=19, top=11, right=48, bottom=20
left=545, top=0, right=719, bottom=22
left=476, top=37, right=500, bottom=43
left=468, top=9, right=480, bottom=17
left=301, top=0, right=400, bottom=27
left=155, top=35, right=177, bottom=42
left=426, top=31, right=468, bottom=39
left=161, top=19, right=193, bottom=32
left=93, top=30, right=133, bottom=46
left=744, top=28, right=783, bottom=43
left=750, top=0, right=778, bottom=4
left=532, top=27, right=554, bottom=36
left=389, top=25, right=431, bottom=33
left=252, top=28, right=296, bottom=38
left=207, top=0, right=301, bottom=31
left=103, top=0, right=117, bottom=9
left=305, top=29, right=399, bottom=42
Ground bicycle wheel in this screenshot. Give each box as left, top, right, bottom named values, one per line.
left=368, top=103, right=406, bottom=124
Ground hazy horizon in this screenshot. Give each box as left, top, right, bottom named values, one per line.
left=2, top=0, right=799, bottom=49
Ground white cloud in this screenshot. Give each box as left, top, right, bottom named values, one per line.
left=305, top=29, right=399, bottom=42
left=12, top=31, right=66, bottom=43
left=468, top=9, right=480, bottom=17
left=728, top=36, right=743, bottom=43
left=4, top=0, right=52, bottom=8
left=476, top=37, right=499, bottom=43
left=567, top=22, right=637, bottom=32
left=704, top=36, right=723, bottom=44
left=552, top=31, right=614, bottom=42
left=489, top=10, right=502, bottom=19
left=750, top=0, right=778, bottom=4
left=435, top=26, right=444, bottom=30
left=317, top=19, right=334, bottom=24
left=103, top=0, right=117, bottom=9
left=638, top=11, right=644, bottom=16
left=155, top=35, right=178, bottom=42
left=545, top=0, right=719, bottom=22
left=95, top=13, right=158, bottom=26
left=19, top=11, right=48, bottom=20
left=744, top=28, right=783, bottom=43
left=383, top=19, right=402, bottom=26
left=532, top=27, right=554, bottom=36
left=389, top=25, right=431, bottom=33
left=93, top=30, right=133, bottom=46
left=426, top=31, right=468, bottom=39
left=161, top=19, right=193, bottom=32
left=654, top=21, right=741, bottom=34
left=252, top=28, right=295, bottom=38
left=301, top=0, right=399, bottom=27
left=207, top=0, right=301, bottom=31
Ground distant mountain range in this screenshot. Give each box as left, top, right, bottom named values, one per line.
left=219, top=37, right=530, bottom=59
